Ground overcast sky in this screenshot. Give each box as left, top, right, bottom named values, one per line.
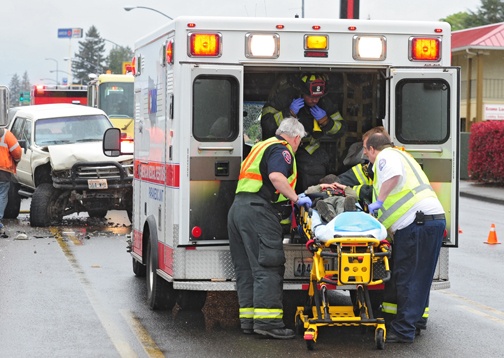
left=1, top=0, right=482, bottom=87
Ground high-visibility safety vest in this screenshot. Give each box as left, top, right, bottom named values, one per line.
left=373, top=148, right=438, bottom=229
left=236, top=137, right=297, bottom=203
left=351, top=163, right=373, bottom=197
left=0, top=129, right=22, bottom=174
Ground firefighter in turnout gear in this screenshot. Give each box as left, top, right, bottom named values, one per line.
left=261, top=74, right=345, bottom=193
left=228, top=117, right=311, bottom=339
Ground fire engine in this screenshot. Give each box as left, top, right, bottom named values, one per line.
left=103, top=16, right=459, bottom=310
left=87, top=73, right=135, bottom=138
left=30, top=84, right=87, bottom=105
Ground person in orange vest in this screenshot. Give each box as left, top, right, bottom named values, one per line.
left=228, top=117, right=310, bottom=339
left=0, top=127, right=22, bottom=232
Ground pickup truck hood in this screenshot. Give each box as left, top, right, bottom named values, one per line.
left=48, top=142, right=132, bottom=171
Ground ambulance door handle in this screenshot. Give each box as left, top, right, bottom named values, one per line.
left=198, top=146, right=234, bottom=153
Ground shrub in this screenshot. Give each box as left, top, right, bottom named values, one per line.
left=468, top=120, right=504, bottom=184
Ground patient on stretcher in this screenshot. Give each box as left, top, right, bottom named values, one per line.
left=311, top=210, right=387, bottom=242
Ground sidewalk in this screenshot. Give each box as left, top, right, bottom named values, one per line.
left=459, top=180, right=504, bottom=205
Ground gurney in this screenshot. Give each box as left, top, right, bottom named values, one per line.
left=294, top=208, right=391, bottom=350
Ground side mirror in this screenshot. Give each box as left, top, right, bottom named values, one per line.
left=103, top=127, right=133, bottom=156
left=0, top=86, right=9, bottom=127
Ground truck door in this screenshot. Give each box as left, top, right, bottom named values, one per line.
left=388, top=67, right=459, bottom=247
left=187, top=65, right=243, bottom=244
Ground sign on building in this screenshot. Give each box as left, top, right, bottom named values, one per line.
left=484, top=104, right=504, bottom=120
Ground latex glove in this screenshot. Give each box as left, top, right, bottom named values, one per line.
left=296, top=193, right=312, bottom=209
left=290, top=98, right=305, bottom=115
left=368, top=200, right=384, bottom=214
left=310, top=105, right=327, bottom=121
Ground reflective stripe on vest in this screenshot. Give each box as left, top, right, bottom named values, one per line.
left=253, top=308, right=283, bottom=320
left=352, top=164, right=372, bottom=186
left=236, top=137, right=297, bottom=202
left=373, top=148, right=437, bottom=228
left=381, top=302, right=429, bottom=318
left=239, top=307, right=254, bottom=319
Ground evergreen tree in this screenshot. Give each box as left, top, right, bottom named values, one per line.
left=107, top=46, right=134, bottom=74
left=72, top=26, right=106, bottom=84
left=8, top=74, right=21, bottom=107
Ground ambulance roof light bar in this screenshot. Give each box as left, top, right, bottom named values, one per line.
left=353, top=36, right=386, bottom=61
left=245, top=33, right=280, bottom=58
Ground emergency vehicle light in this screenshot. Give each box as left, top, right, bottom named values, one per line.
left=165, top=39, right=174, bottom=65
left=245, top=33, right=280, bottom=58
left=410, top=37, right=441, bottom=61
left=189, top=33, right=222, bottom=57
left=305, top=35, right=328, bottom=50
left=353, top=36, right=386, bottom=61
left=36, top=85, right=45, bottom=93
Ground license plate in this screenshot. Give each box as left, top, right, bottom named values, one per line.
left=88, top=179, right=108, bottom=189
left=294, top=257, right=331, bottom=277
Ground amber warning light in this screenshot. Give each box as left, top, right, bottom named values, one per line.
left=189, top=33, right=221, bottom=57
left=410, top=38, right=440, bottom=61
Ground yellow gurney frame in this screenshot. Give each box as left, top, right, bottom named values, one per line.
left=294, top=207, right=391, bottom=351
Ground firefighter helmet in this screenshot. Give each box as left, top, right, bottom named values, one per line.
left=293, top=73, right=327, bottom=97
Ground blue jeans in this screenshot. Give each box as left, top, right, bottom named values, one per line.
left=0, top=181, right=10, bottom=221
left=390, top=218, right=445, bottom=341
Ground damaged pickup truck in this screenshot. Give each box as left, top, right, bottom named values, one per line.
left=7, top=103, right=133, bottom=226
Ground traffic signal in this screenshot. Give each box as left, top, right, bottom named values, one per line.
left=19, top=92, right=24, bottom=102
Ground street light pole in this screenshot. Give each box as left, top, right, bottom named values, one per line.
left=123, top=6, right=173, bottom=19
left=45, top=58, right=59, bottom=85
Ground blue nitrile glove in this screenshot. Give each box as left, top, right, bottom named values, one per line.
left=368, top=200, right=384, bottom=214
left=296, top=193, right=312, bottom=209
left=310, top=105, right=327, bottom=121
left=290, top=98, right=305, bottom=115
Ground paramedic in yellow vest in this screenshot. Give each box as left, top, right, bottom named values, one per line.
left=261, top=73, right=345, bottom=193
left=364, top=132, right=445, bottom=343
left=228, top=117, right=311, bottom=339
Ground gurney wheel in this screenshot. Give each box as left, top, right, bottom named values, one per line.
left=295, top=315, right=304, bottom=336
left=375, top=328, right=385, bottom=350
left=306, top=339, right=315, bottom=351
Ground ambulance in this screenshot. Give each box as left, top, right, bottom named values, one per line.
left=103, top=16, right=459, bottom=310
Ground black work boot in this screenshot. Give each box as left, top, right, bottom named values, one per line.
left=343, top=196, right=357, bottom=212
left=316, top=200, right=335, bottom=222
left=254, top=327, right=296, bottom=339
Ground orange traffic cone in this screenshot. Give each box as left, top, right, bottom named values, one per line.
left=484, top=224, right=501, bottom=245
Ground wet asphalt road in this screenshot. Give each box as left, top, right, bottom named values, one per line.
left=0, top=197, right=504, bottom=357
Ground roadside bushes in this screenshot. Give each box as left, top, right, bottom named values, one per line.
left=468, top=120, right=504, bottom=184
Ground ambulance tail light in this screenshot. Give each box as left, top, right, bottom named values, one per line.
left=245, top=33, right=280, bottom=58
left=191, top=226, right=202, bottom=239
left=353, top=36, right=386, bottom=61
left=189, top=33, right=222, bottom=57
left=409, top=37, right=441, bottom=61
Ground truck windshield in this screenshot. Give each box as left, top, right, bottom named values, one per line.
left=34, top=115, right=112, bottom=145
left=99, top=82, right=134, bottom=118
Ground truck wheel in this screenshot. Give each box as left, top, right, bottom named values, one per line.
left=176, top=291, right=207, bottom=311
left=88, top=209, right=108, bottom=218
left=4, top=182, right=21, bottom=219
left=30, top=183, right=64, bottom=227
left=132, top=257, right=146, bottom=277
left=146, top=237, right=176, bottom=310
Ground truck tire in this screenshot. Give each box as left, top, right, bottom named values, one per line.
left=146, top=236, right=176, bottom=310
left=30, top=183, right=64, bottom=227
left=4, top=182, right=21, bottom=219
left=176, top=291, right=207, bottom=311
left=88, top=209, right=108, bottom=218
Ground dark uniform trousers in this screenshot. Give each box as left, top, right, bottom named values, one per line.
left=388, top=217, right=445, bottom=341
left=228, top=193, right=286, bottom=331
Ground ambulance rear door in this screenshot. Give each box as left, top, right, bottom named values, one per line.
left=185, top=64, right=243, bottom=245
left=388, top=67, right=460, bottom=247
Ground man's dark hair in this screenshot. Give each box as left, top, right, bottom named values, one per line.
left=366, top=132, right=393, bottom=151
left=319, top=174, right=339, bottom=184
